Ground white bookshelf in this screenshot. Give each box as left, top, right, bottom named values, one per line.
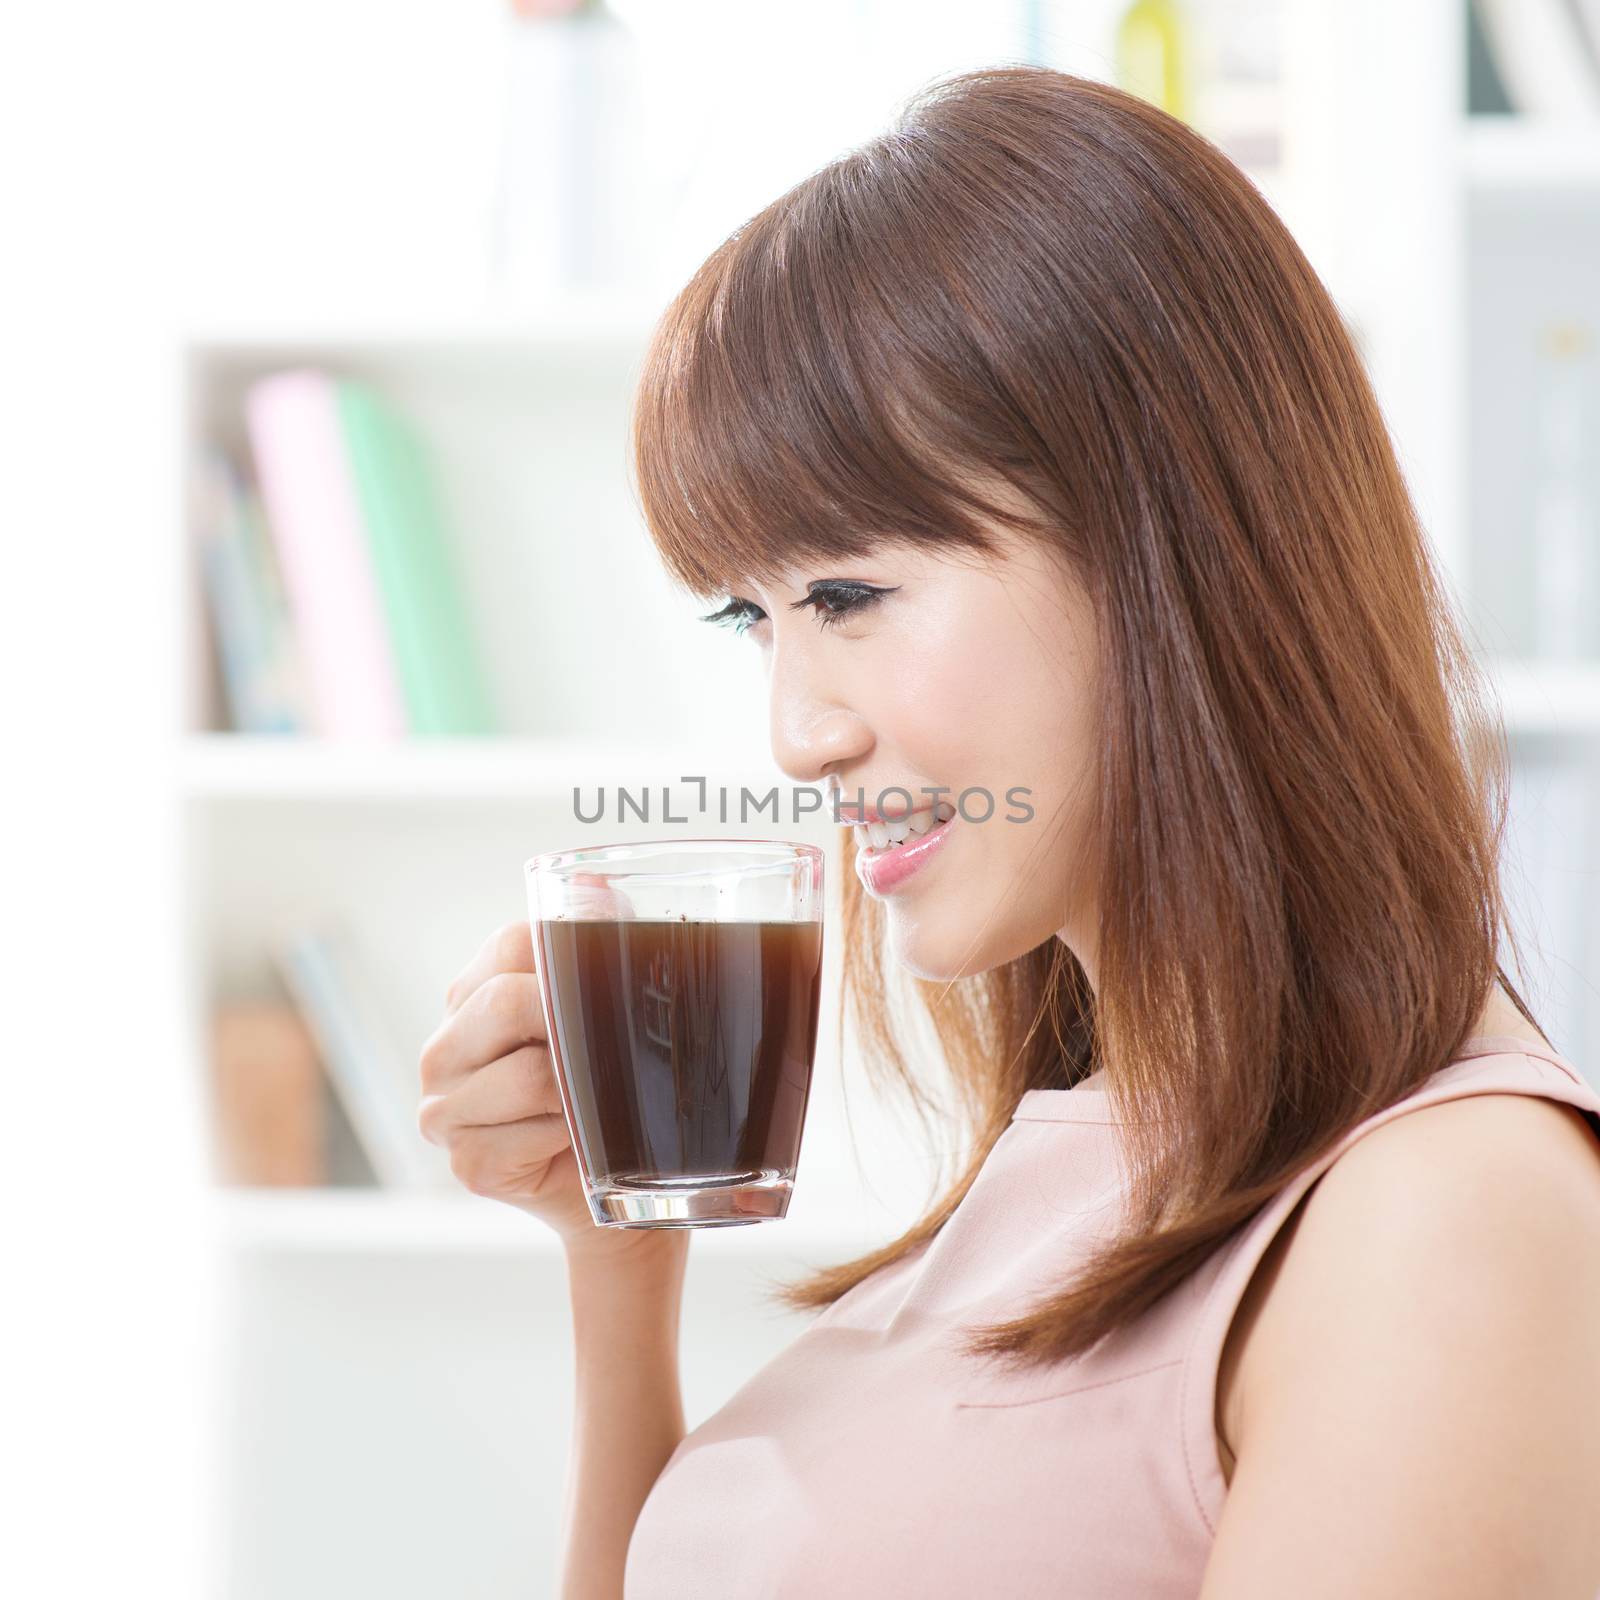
left=178, top=296, right=660, bottom=351
left=1491, top=659, right=1600, bottom=735
left=180, top=732, right=793, bottom=801
left=179, top=284, right=954, bottom=1600
left=1461, top=116, right=1600, bottom=191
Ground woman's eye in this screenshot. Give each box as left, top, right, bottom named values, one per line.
left=698, top=581, right=898, bottom=639
left=698, top=597, right=767, bottom=637
left=796, top=581, right=898, bottom=631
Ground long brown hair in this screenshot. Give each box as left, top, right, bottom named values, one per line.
left=629, top=65, right=1543, bottom=1374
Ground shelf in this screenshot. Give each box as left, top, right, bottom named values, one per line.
left=180, top=734, right=797, bottom=802
left=1462, top=118, right=1600, bottom=192
left=180, top=294, right=662, bottom=353
left=181, top=659, right=1600, bottom=803
left=212, top=1187, right=893, bottom=1258
left=1490, top=659, right=1600, bottom=735
left=183, top=700, right=1599, bottom=799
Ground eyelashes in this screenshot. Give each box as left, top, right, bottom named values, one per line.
left=699, top=581, right=899, bottom=639
left=698, top=597, right=765, bottom=636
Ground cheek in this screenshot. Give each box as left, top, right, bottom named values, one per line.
left=914, top=601, right=1098, bottom=930
left=876, top=599, right=1092, bottom=814
left=871, top=604, right=1057, bottom=786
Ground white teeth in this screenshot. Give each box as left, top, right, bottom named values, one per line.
left=857, top=803, right=956, bottom=851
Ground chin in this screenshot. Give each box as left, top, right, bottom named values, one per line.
left=884, top=906, right=1040, bottom=983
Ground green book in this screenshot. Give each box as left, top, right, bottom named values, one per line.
left=338, top=380, right=496, bottom=736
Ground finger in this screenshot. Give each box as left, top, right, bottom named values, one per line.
left=419, top=1045, right=562, bottom=1145
left=565, top=870, right=637, bottom=920
left=420, top=970, right=546, bottom=1095
left=448, top=1114, right=572, bottom=1198
left=445, top=920, right=535, bottom=1017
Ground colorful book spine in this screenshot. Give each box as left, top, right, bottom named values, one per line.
left=191, top=445, right=309, bottom=734
left=1475, top=0, right=1600, bottom=115
left=209, top=1000, right=326, bottom=1186
left=244, top=369, right=409, bottom=738
left=337, top=380, right=496, bottom=736
left=273, top=920, right=449, bottom=1193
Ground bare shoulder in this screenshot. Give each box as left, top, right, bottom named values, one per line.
left=1204, top=1086, right=1600, bottom=1597
left=1327, top=1079, right=1598, bottom=1186
left=1293, top=1086, right=1600, bottom=1258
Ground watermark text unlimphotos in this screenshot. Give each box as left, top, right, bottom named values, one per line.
left=572, top=777, right=1034, bottom=826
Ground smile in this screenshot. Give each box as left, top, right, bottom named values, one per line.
left=848, top=800, right=958, bottom=896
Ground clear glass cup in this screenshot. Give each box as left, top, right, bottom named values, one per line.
left=524, top=838, right=825, bottom=1227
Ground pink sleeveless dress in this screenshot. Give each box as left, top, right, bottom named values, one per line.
left=624, top=1035, right=1600, bottom=1597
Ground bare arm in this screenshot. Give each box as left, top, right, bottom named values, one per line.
left=560, top=1231, right=691, bottom=1600
left=1200, top=1093, right=1600, bottom=1598
left=416, top=922, right=695, bottom=1599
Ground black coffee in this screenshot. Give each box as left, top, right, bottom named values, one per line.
left=533, top=918, right=823, bottom=1185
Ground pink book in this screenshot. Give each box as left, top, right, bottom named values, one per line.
left=243, top=369, right=407, bottom=738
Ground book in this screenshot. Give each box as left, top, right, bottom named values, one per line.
left=209, top=1000, right=326, bottom=1186
left=244, top=369, right=410, bottom=739
left=337, top=380, right=496, bottom=736
left=1474, top=0, right=1600, bottom=117
left=272, top=919, right=450, bottom=1192
left=191, top=446, right=310, bottom=734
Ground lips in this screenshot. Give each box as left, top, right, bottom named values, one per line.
left=851, top=802, right=957, bottom=896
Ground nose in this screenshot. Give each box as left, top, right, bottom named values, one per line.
left=767, top=657, right=872, bottom=788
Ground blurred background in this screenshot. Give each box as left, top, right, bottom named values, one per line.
left=5, top=1, right=1599, bottom=1595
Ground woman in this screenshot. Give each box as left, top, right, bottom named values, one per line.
left=418, top=67, right=1600, bottom=1597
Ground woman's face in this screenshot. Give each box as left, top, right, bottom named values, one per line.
left=721, top=515, right=1101, bottom=984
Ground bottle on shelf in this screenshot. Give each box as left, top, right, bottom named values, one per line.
left=1531, top=319, right=1597, bottom=662
left=1114, top=0, right=1194, bottom=127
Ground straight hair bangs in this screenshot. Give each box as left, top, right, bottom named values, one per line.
left=629, top=160, right=1054, bottom=602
